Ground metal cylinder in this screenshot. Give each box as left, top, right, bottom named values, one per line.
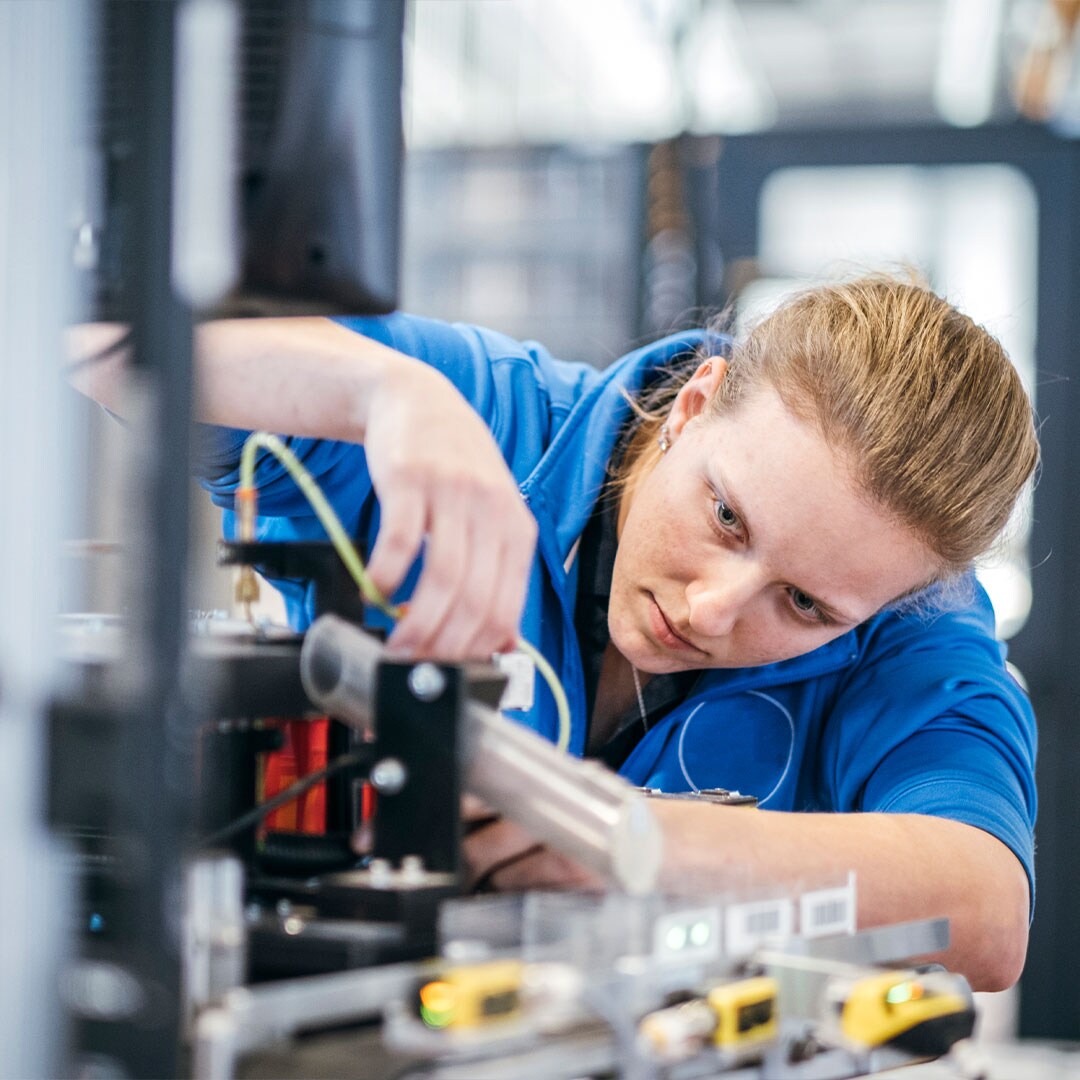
left=299, top=613, right=381, bottom=734
left=300, top=615, right=663, bottom=894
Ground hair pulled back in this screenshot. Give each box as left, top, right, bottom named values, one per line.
left=622, top=275, right=1039, bottom=577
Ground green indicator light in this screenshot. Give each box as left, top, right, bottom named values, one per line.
left=885, top=982, right=914, bottom=1006
left=420, top=1004, right=454, bottom=1029
left=689, top=921, right=711, bottom=947
left=665, top=925, right=688, bottom=951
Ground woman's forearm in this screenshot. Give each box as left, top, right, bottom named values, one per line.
left=66, top=316, right=433, bottom=443
left=651, top=801, right=1029, bottom=992
left=465, top=805, right=1028, bottom=992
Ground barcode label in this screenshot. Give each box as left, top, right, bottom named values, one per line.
left=799, top=881, right=856, bottom=938
left=725, top=899, right=794, bottom=955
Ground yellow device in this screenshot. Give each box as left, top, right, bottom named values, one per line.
left=830, top=969, right=975, bottom=1055
left=413, top=959, right=525, bottom=1031
left=707, top=974, right=780, bottom=1051
left=638, top=974, right=780, bottom=1065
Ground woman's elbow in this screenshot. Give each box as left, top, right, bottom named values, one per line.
left=971, top=905, right=1028, bottom=992
left=960, top=853, right=1030, bottom=992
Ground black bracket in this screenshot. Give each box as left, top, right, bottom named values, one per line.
left=372, top=661, right=463, bottom=877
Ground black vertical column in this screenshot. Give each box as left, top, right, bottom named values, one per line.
left=77, top=2, right=195, bottom=1075
left=1010, top=145, right=1080, bottom=1041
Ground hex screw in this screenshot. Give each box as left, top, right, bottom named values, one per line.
left=408, top=662, right=446, bottom=701
left=370, top=757, right=407, bottom=794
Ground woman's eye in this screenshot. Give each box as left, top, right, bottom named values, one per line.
left=715, top=499, right=741, bottom=531
left=791, top=588, right=826, bottom=622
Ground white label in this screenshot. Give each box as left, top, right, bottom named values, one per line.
left=725, top=899, right=795, bottom=956
left=799, top=881, right=856, bottom=939
left=494, top=650, right=535, bottom=712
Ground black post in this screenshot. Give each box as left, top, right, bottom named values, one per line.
left=74, top=2, right=196, bottom=1075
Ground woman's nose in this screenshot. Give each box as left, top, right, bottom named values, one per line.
left=686, top=561, right=762, bottom=639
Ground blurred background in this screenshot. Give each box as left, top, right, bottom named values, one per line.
left=11, top=0, right=1080, bottom=1070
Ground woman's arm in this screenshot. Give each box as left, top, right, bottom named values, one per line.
left=462, top=805, right=1029, bottom=992
left=68, top=318, right=409, bottom=439
left=66, top=318, right=537, bottom=660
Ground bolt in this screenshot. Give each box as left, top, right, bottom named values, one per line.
left=408, top=662, right=446, bottom=701
left=368, top=858, right=392, bottom=887
left=400, top=854, right=425, bottom=883
left=370, top=757, right=407, bottom=794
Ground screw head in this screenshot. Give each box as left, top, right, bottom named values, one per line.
left=370, top=756, right=407, bottom=794
left=408, top=662, right=446, bottom=701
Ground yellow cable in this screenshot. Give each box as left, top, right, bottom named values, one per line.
left=237, top=431, right=572, bottom=752
left=514, top=638, right=570, bottom=752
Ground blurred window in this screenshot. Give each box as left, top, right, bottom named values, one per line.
left=401, top=146, right=646, bottom=367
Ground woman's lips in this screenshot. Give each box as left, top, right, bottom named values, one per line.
left=648, top=595, right=701, bottom=653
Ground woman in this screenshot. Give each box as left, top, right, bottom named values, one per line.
left=71, top=275, right=1038, bottom=991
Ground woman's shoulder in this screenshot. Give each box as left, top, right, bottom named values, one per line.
left=851, top=574, right=1004, bottom=668
left=831, top=575, right=1034, bottom=733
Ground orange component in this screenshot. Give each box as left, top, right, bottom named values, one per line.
left=261, top=718, right=330, bottom=833
left=235, top=486, right=258, bottom=541
left=361, top=779, right=377, bottom=823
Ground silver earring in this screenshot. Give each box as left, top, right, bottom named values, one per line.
left=658, top=424, right=671, bottom=454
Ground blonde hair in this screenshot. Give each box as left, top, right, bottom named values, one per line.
left=620, top=275, right=1039, bottom=580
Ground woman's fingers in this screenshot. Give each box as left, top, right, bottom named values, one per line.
left=424, top=510, right=502, bottom=660
left=485, top=847, right=602, bottom=893
left=485, top=511, right=537, bottom=654
left=363, top=364, right=537, bottom=660
left=365, top=486, right=427, bottom=605
left=461, top=817, right=603, bottom=892
left=427, top=488, right=534, bottom=660
left=385, top=493, right=468, bottom=657
left=461, top=817, right=542, bottom=889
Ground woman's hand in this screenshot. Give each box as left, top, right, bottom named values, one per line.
left=362, top=362, right=537, bottom=661
left=461, top=796, right=604, bottom=892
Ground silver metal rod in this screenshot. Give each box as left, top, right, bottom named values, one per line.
left=184, top=853, right=246, bottom=1029
left=300, top=615, right=663, bottom=895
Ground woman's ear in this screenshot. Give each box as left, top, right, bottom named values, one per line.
left=666, top=356, right=729, bottom=439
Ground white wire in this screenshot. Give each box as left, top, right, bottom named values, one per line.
left=674, top=690, right=796, bottom=806
left=676, top=701, right=707, bottom=793
left=745, top=689, right=795, bottom=808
